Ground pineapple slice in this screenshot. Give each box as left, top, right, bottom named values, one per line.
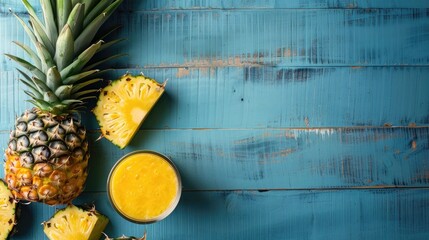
left=94, top=74, right=166, bottom=148
left=0, top=180, right=17, bottom=240
left=43, top=205, right=109, bottom=240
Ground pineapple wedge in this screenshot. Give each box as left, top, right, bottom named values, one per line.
left=43, top=205, right=108, bottom=240
left=93, top=74, right=166, bottom=148
left=0, top=180, right=17, bottom=240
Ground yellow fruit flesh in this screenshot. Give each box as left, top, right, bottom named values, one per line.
left=93, top=74, right=165, bottom=148
left=43, top=205, right=108, bottom=240
left=109, top=152, right=179, bottom=221
left=0, top=181, right=15, bottom=239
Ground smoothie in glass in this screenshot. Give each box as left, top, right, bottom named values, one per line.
left=108, top=151, right=181, bottom=223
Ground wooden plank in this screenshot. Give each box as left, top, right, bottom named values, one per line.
left=2, top=127, right=428, bottom=190
left=1, top=66, right=428, bottom=130
left=3, top=0, right=429, bottom=13
left=10, top=189, right=429, bottom=239
left=105, top=8, right=429, bottom=67
left=1, top=8, right=429, bottom=68
left=122, top=0, right=429, bottom=10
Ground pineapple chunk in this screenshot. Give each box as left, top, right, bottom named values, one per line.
left=0, top=180, right=17, bottom=240
left=43, top=205, right=108, bottom=240
left=94, top=74, right=166, bottom=148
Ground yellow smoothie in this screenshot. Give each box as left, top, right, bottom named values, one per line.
left=108, top=151, right=180, bottom=222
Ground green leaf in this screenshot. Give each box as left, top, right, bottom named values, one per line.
left=83, top=0, right=113, bottom=27
left=74, top=13, right=104, bottom=54
left=17, top=68, right=32, bottom=82
left=12, top=41, right=42, bottom=70
left=78, top=96, right=97, bottom=102
left=55, top=85, right=73, bottom=100
left=57, top=0, right=72, bottom=33
left=29, top=16, right=55, bottom=56
left=60, top=41, right=102, bottom=79
left=71, top=89, right=99, bottom=99
left=71, top=78, right=101, bottom=93
left=62, top=99, right=83, bottom=105
left=75, top=0, right=123, bottom=54
left=51, top=104, right=69, bottom=115
left=20, top=0, right=45, bottom=31
left=28, top=99, right=52, bottom=110
left=97, top=38, right=125, bottom=53
left=31, top=77, right=51, bottom=92
left=35, top=42, right=55, bottom=73
left=5, top=54, right=46, bottom=81
left=81, top=0, right=98, bottom=16
left=67, top=3, right=85, bottom=39
left=21, top=81, right=43, bottom=99
left=24, top=90, right=38, bottom=99
left=44, top=91, right=60, bottom=103
left=41, top=0, right=58, bottom=44
left=46, top=67, right=62, bottom=91
left=99, top=0, right=124, bottom=22
left=63, top=69, right=99, bottom=84
left=83, top=53, right=126, bottom=71
left=55, top=25, right=75, bottom=71
left=12, top=12, right=39, bottom=50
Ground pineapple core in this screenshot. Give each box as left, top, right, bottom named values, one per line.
left=131, top=107, right=147, bottom=124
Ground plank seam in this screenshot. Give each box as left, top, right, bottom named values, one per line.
left=1, top=126, right=429, bottom=134
left=83, top=187, right=429, bottom=193
left=107, top=65, right=429, bottom=70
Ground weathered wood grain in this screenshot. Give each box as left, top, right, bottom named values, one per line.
left=10, top=189, right=429, bottom=240
left=2, top=127, right=427, bottom=190
left=106, top=8, right=429, bottom=67
left=3, top=0, right=429, bottom=13
left=122, top=0, right=429, bottom=10
left=1, top=8, right=429, bottom=68
left=1, top=66, right=429, bottom=130
left=76, top=127, right=429, bottom=191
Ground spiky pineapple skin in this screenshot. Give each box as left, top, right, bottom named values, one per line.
left=5, top=108, right=88, bottom=205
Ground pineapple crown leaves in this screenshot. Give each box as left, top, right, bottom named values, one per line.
left=6, top=0, right=124, bottom=116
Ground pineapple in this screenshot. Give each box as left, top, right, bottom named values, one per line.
left=93, top=74, right=166, bottom=149
left=0, top=179, right=18, bottom=240
left=4, top=0, right=123, bottom=205
left=43, top=204, right=108, bottom=240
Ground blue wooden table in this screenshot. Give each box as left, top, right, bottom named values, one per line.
left=1, top=0, right=429, bottom=239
